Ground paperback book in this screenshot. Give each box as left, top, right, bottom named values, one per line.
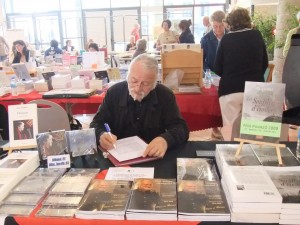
left=8, top=104, right=38, bottom=148
left=76, top=180, right=131, bottom=220
left=36, top=130, right=69, bottom=161
left=36, top=205, right=77, bottom=217
left=177, top=180, right=230, bottom=221
left=177, top=158, right=219, bottom=181
left=66, top=128, right=97, bottom=157
left=240, top=82, right=285, bottom=143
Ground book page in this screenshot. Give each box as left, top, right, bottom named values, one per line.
left=108, top=136, right=147, bottom=162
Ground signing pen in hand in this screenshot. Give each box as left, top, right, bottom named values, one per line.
left=104, top=123, right=116, bottom=149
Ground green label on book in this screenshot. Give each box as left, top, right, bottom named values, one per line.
left=240, top=119, right=281, bottom=137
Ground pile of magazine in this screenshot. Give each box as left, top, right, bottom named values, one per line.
left=126, top=178, right=177, bottom=221
left=36, top=168, right=99, bottom=217
left=176, top=158, right=230, bottom=222
left=0, top=151, right=39, bottom=203
left=76, top=180, right=131, bottom=220
left=0, top=167, right=65, bottom=216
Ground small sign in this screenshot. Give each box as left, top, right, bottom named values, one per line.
left=47, top=154, right=70, bottom=168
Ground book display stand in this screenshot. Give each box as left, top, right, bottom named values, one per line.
left=234, top=138, right=285, bottom=165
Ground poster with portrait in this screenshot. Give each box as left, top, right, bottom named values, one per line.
left=8, top=104, right=38, bottom=148
left=240, top=81, right=286, bottom=143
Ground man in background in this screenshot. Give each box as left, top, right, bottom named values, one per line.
left=202, top=16, right=211, bottom=36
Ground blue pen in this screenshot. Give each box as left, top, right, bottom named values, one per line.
left=104, top=123, right=116, bottom=149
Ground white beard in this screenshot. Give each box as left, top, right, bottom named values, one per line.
left=129, top=88, right=145, bottom=102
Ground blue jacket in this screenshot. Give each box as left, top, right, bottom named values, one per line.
left=201, top=30, right=228, bottom=72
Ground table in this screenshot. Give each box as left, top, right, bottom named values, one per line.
left=0, top=87, right=222, bottom=131
left=12, top=141, right=295, bottom=225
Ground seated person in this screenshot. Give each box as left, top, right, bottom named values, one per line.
left=90, top=54, right=189, bottom=158
left=126, top=35, right=136, bottom=51
left=132, top=39, right=147, bottom=60
left=88, top=43, right=99, bottom=52
left=44, top=39, right=63, bottom=59
left=12, top=40, right=32, bottom=63
left=62, top=39, right=75, bottom=52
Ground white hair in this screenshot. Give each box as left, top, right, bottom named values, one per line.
left=297, top=11, right=300, bottom=21
left=127, top=53, right=158, bottom=89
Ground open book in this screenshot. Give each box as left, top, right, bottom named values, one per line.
left=100, top=136, right=159, bottom=167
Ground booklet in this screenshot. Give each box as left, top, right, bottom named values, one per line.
left=101, top=136, right=159, bottom=166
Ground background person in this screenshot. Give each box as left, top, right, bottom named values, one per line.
left=0, top=36, right=9, bottom=62
left=126, top=35, right=136, bottom=51
left=131, top=23, right=141, bottom=43
left=214, top=7, right=268, bottom=141
left=283, top=11, right=300, bottom=57
left=202, top=16, right=211, bottom=36
left=44, top=39, right=63, bottom=59
left=62, top=40, right=75, bottom=52
left=88, top=43, right=99, bottom=52
left=12, top=40, right=31, bottom=63
left=132, top=39, right=147, bottom=60
left=156, top=19, right=179, bottom=50
left=90, top=54, right=189, bottom=158
left=178, top=19, right=195, bottom=44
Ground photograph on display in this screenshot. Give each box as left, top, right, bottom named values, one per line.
left=240, top=82, right=286, bottom=143
left=8, top=104, right=38, bottom=148
left=13, top=120, right=34, bottom=140
left=36, top=130, right=69, bottom=161
left=66, top=128, right=97, bottom=157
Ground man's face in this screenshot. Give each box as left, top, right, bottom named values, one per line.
left=127, top=61, right=156, bottom=102
left=18, top=123, right=24, bottom=131
left=203, top=17, right=209, bottom=27
left=139, top=180, right=154, bottom=191
left=212, top=21, right=225, bottom=37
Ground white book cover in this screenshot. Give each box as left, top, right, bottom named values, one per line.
left=223, top=166, right=282, bottom=203
left=8, top=104, right=38, bottom=148
left=240, top=81, right=285, bottom=143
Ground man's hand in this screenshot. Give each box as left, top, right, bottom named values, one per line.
left=143, top=137, right=168, bottom=158
left=99, top=132, right=117, bottom=150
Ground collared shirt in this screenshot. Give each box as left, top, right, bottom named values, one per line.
left=90, top=81, right=189, bottom=149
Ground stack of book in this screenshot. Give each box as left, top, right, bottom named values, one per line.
left=221, top=166, right=282, bottom=223
left=176, top=158, right=230, bottom=222
left=0, top=151, right=39, bottom=202
left=126, top=178, right=177, bottom=221
left=36, top=168, right=99, bottom=217
left=76, top=180, right=131, bottom=220
left=0, top=167, right=65, bottom=216
left=266, top=168, right=300, bottom=225
left=215, top=144, right=261, bottom=177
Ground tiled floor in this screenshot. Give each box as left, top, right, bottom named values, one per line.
left=74, top=114, right=298, bottom=142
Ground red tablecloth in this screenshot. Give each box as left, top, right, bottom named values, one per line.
left=0, top=87, right=222, bottom=131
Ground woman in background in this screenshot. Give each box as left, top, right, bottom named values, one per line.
left=214, top=8, right=268, bottom=140
left=179, top=19, right=195, bottom=44
left=126, top=35, right=136, bottom=51
left=88, top=43, right=99, bottom=52
left=62, top=40, right=75, bottom=52
left=12, top=40, right=31, bottom=63
left=0, top=36, right=9, bottom=62
left=156, top=19, right=179, bottom=50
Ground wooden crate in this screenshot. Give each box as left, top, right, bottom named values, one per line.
left=161, top=47, right=203, bottom=88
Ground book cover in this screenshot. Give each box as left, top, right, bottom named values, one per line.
left=251, top=145, right=300, bottom=167
left=127, top=178, right=177, bottom=213
left=177, top=158, right=219, bottom=181
left=66, top=128, right=97, bottom=157
left=177, top=180, right=229, bottom=216
left=266, top=168, right=300, bottom=206
left=77, top=180, right=131, bottom=214
left=240, top=82, right=285, bottom=143
left=43, top=194, right=83, bottom=207
left=36, top=130, right=69, bottom=161
left=0, top=204, right=35, bottom=216
left=223, top=166, right=282, bottom=203
left=8, top=104, right=38, bottom=148
left=12, top=176, right=57, bottom=194
left=36, top=205, right=77, bottom=217
left=4, top=193, right=44, bottom=205
left=215, top=144, right=261, bottom=177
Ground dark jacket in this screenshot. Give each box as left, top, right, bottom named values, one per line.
left=44, top=47, right=63, bottom=57
left=179, top=29, right=195, bottom=44
left=214, top=29, right=268, bottom=97
left=89, top=81, right=189, bottom=149
left=201, top=29, right=228, bottom=72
